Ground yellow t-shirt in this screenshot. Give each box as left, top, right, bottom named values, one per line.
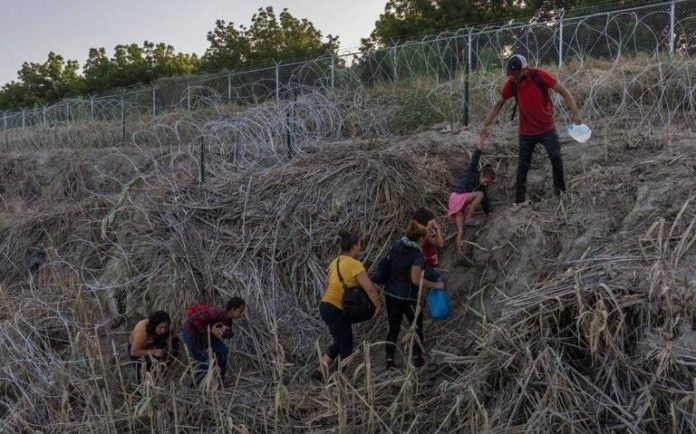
left=322, top=255, right=366, bottom=309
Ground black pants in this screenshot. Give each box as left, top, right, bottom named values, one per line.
left=516, top=128, right=565, bottom=203
left=320, top=302, right=353, bottom=361
left=385, top=296, right=424, bottom=362
left=128, top=343, right=155, bottom=384
left=127, top=339, right=178, bottom=384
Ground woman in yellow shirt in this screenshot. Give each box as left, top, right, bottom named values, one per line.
left=315, top=229, right=382, bottom=378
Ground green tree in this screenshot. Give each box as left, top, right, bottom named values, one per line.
left=200, top=7, right=339, bottom=72
left=0, top=52, right=83, bottom=109
left=0, top=6, right=332, bottom=110
left=370, top=0, right=519, bottom=46
left=83, top=41, right=198, bottom=93
left=200, top=20, right=251, bottom=72
left=246, top=7, right=338, bottom=63
left=368, top=0, right=659, bottom=46
left=148, top=42, right=199, bottom=78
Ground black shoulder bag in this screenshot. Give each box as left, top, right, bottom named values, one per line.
left=337, top=257, right=374, bottom=323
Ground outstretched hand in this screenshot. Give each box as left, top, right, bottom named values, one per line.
left=478, top=127, right=489, bottom=150
left=479, top=126, right=489, bottom=144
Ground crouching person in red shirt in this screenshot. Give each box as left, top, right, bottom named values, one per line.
left=181, top=297, right=246, bottom=385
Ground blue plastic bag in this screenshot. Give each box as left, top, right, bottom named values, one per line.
left=426, top=288, right=450, bottom=320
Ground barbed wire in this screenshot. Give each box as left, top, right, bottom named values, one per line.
left=0, top=0, right=694, bottom=152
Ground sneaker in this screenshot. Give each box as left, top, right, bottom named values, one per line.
left=413, top=351, right=431, bottom=368
left=512, top=200, right=531, bottom=210
left=464, top=217, right=480, bottom=227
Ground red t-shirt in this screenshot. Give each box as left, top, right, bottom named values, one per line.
left=422, top=240, right=439, bottom=268
left=501, top=68, right=558, bottom=136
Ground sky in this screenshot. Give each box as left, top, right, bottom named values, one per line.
left=0, top=0, right=386, bottom=86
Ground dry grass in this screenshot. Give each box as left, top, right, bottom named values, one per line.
left=1, top=58, right=696, bottom=432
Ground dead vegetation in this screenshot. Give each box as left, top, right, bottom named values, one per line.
left=1, top=59, right=696, bottom=432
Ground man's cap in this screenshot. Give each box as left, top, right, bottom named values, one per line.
left=506, top=54, right=528, bottom=73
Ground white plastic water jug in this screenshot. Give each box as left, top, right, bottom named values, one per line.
left=567, top=123, right=592, bottom=143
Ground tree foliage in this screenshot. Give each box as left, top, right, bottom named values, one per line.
left=368, top=0, right=660, bottom=46
left=0, top=6, right=337, bottom=110
left=0, top=52, right=83, bottom=109
left=200, top=7, right=338, bottom=72
left=200, top=20, right=251, bottom=73
left=0, top=2, right=656, bottom=111
left=0, top=43, right=198, bottom=110
left=82, top=42, right=199, bottom=93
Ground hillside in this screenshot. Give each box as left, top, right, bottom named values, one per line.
left=1, top=62, right=696, bottom=432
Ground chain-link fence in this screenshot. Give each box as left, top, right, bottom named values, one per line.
left=1, top=0, right=694, bottom=150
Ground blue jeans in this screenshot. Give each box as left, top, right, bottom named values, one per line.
left=180, top=328, right=229, bottom=382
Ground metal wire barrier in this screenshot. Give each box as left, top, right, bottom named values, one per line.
left=0, top=0, right=694, bottom=151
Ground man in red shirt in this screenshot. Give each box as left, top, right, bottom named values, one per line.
left=479, top=54, right=582, bottom=205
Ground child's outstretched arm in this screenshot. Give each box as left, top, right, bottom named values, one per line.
left=459, top=148, right=483, bottom=193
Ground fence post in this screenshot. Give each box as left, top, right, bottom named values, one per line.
left=669, top=0, right=676, bottom=56
left=3, top=111, right=7, bottom=148
left=286, top=88, right=295, bottom=159
left=65, top=103, right=70, bottom=122
left=464, top=29, right=473, bottom=127
left=187, top=84, right=191, bottom=111
left=43, top=106, right=47, bottom=127
left=558, top=12, right=564, bottom=68
left=199, top=136, right=206, bottom=184
left=275, top=61, right=281, bottom=104
left=121, top=94, right=126, bottom=141
left=90, top=96, right=95, bottom=121
left=152, top=87, right=157, bottom=117
left=21, top=110, right=25, bottom=129
left=227, top=71, right=232, bottom=103
left=330, top=54, right=335, bottom=90
left=391, top=44, right=398, bottom=87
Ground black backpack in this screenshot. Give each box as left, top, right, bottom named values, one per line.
left=371, top=252, right=391, bottom=285
left=384, top=241, right=421, bottom=300
left=509, top=70, right=551, bottom=121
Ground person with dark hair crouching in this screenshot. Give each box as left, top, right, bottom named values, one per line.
left=313, top=228, right=383, bottom=380
left=180, top=297, right=246, bottom=385
left=412, top=207, right=445, bottom=284
left=128, top=310, right=179, bottom=384
left=448, top=143, right=496, bottom=253
left=384, top=221, right=445, bottom=369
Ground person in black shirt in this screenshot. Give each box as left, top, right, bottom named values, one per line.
left=384, top=220, right=445, bottom=369
left=447, top=143, right=496, bottom=253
